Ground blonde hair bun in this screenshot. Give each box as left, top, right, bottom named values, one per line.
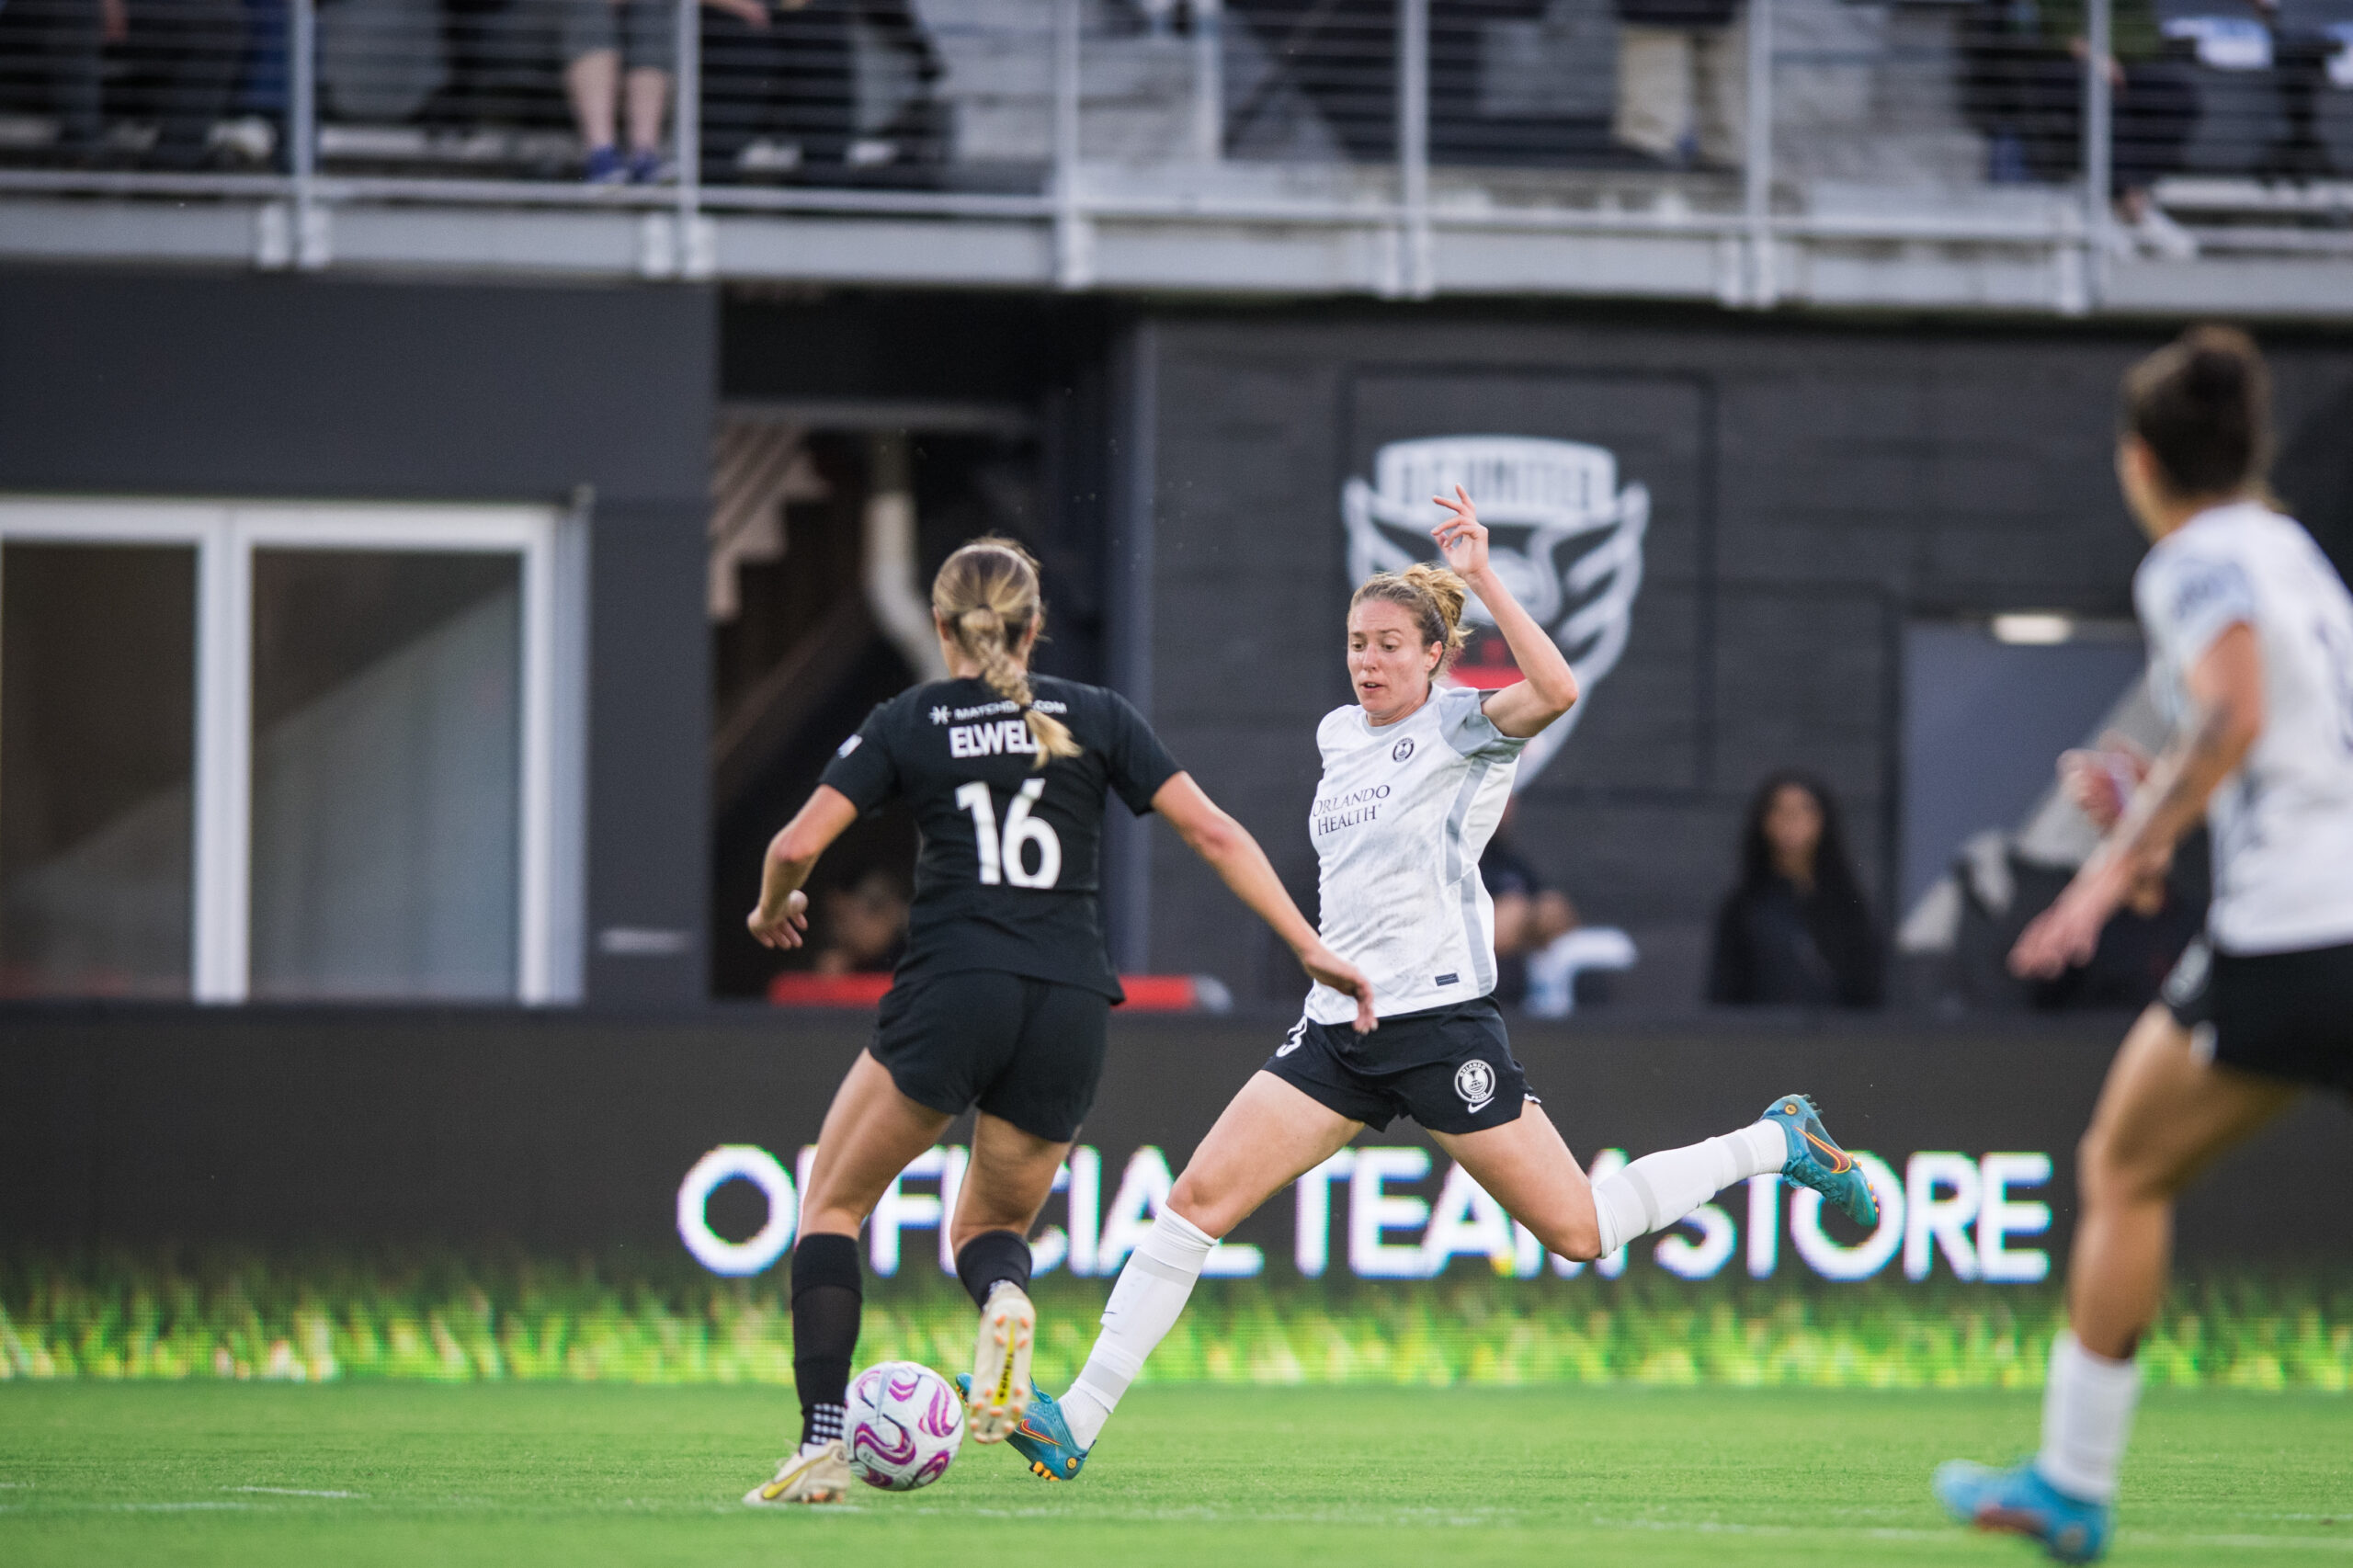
left=1352, top=562, right=1471, bottom=662
left=931, top=537, right=1083, bottom=768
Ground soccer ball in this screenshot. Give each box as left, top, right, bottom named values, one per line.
left=843, top=1360, right=963, bottom=1491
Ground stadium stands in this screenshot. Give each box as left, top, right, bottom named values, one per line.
left=0, top=0, right=2347, bottom=304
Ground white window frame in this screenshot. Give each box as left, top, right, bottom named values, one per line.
left=0, top=498, right=588, bottom=1005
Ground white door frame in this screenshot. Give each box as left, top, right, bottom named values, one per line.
left=0, top=498, right=587, bottom=1004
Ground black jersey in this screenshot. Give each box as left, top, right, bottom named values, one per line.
left=818, top=676, right=1182, bottom=1000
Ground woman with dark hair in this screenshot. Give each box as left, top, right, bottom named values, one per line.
left=1707, top=771, right=1884, bottom=1007
left=1936, top=326, right=2353, bottom=1562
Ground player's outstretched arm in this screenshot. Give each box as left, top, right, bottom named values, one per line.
left=1151, top=772, right=1379, bottom=1032
left=2012, top=622, right=2264, bottom=979
left=747, top=785, right=860, bottom=949
left=1429, top=486, right=1579, bottom=738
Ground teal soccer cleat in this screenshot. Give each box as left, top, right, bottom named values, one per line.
left=1761, top=1094, right=1878, bottom=1226
left=1934, top=1458, right=2113, bottom=1563
left=959, top=1375, right=1089, bottom=1481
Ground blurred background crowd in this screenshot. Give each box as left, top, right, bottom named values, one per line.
left=2, top=0, right=2348, bottom=222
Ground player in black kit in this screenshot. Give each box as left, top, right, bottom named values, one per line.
left=744, top=538, right=1373, bottom=1506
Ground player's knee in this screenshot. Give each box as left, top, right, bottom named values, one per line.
left=2077, top=1126, right=2166, bottom=1210
left=1531, top=1214, right=1602, bottom=1262
left=1166, top=1170, right=1236, bottom=1239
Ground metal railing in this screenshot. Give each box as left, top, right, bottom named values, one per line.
left=1, top=0, right=2348, bottom=299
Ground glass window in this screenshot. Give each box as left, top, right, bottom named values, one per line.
left=0, top=542, right=198, bottom=997
left=246, top=550, right=523, bottom=1001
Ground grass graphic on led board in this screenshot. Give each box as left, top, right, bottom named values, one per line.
left=4, top=1253, right=2348, bottom=1392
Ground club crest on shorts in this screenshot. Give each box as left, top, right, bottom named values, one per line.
left=1344, top=436, right=1648, bottom=786
left=1277, top=1017, right=1309, bottom=1057
left=1454, top=1058, right=1496, bottom=1113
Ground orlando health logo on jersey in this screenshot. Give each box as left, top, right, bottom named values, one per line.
left=1343, top=436, right=1648, bottom=785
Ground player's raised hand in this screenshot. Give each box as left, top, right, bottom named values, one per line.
left=1430, top=486, right=1489, bottom=578
left=746, top=888, right=811, bottom=949
left=1300, top=941, right=1379, bottom=1034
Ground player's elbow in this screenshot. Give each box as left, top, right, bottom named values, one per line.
left=2215, top=697, right=2264, bottom=765
left=1180, top=809, right=1246, bottom=866
left=767, top=824, right=824, bottom=875
left=1518, top=663, right=1577, bottom=722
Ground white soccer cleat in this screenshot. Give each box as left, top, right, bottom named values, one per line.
left=964, top=1282, right=1036, bottom=1444
left=744, top=1440, right=854, bottom=1506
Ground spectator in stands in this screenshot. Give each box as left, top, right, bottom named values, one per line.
left=810, top=868, right=909, bottom=975
left=1610, top=0, right=1745, bottom=171
left=15, top=0, right=245, bottom=166
left=1708, top=771, right=1884, bottom=1008
left=1963, top=0, right=2198, bottom=254
left=1482, top=796, right=1580, bottom=1006
left=2042, top=0, right=2200, bottom=254
left=555, top=0, right=774, bottom=183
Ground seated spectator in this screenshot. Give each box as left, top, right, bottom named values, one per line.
left=1483, top=797, right=1579, bottom=1006
left=1611, top=0, right=1745, bottom=171
left=1481, top=799, right=1635, bottom=1016
left=552, top=0, right=773, bottom=183
left=810, top=868, right=908, bottom=975
left=1708, top=770, right=1884, bottom=1008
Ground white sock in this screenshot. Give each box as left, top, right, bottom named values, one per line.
left=1590, top=1121, right=1786, bottom=1256
left=2036, top=1331, right=2141, bottom=1503
left=1061, top=1208, right=1214, bottom=1449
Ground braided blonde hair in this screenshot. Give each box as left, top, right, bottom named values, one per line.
left=932, top=537, right=1082, bottom=769
left=1351, top=562, right=1471, bottom=673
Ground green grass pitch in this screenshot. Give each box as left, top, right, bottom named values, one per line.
left=3, top=1382, right=2347, bottom=1567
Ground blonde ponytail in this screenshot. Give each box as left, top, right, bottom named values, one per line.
left=1352, top=562, right=1471, bottom=667
left=932, top=537, right=1083, bottom=768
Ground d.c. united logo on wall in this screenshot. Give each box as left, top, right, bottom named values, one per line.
left=1343, top=436, right=1648, bottom=785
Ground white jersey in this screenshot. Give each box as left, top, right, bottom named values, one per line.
left=2133, top=500, right=2353, bottom=954
left=1302, top=685, right=1529, bottom=1024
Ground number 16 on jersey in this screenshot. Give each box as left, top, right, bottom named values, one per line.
left=955, top=779, right=1063, bottom=888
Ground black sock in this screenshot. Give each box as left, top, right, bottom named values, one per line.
left=790, top=1233, right=861, bottom=1448
left=953, top=1228, right=1034, bottom=1311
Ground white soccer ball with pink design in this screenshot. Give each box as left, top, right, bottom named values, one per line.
left=843, top=1360, right=963, bottom=1491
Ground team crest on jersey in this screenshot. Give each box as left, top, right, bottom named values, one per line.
left=1454, top=1058, right=1496, bottom=1113
left=1344, top=436, right=1648, bottom=786
left=1392, top=737, right=1415, bottom=764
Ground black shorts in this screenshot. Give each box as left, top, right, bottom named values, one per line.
left=1261, top=996, right=1531, bottom=1134
left=2163, top=937, right=2353, bottom=1096
left=870, top=971, right=1110, bottom=1142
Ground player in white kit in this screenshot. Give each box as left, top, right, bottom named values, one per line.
left=1935, top=328, right=2353, bottom=1562
left=980, top=487, right=1882, bottom=1483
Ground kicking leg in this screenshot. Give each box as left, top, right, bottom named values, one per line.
left=1036, top=1074, right=1358, bottom=1472
left=1936, top=1005, right=2293, bottom=1559
left=748, top=1051, right=951, bottom=1506
left=949, top=1112, right=1072, bottom=1443
left=1437, top=1098, right=1790, bottom=1262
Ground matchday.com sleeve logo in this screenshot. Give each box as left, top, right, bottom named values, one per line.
left=1344, top=436, right=1648, bottom=786
left=678, top=1142, right=2051, bottom=1288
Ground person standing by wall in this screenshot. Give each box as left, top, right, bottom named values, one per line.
left=1610, top=0, right=1745, bottom=171
left=1708, top=770, right=1884, bottom=1007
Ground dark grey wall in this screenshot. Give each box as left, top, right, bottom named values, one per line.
left=1133, top=311, right=2353, bottom=1003
left=3, top=1006, right=2346, bottom=1267
left=0, top=270, right=716, bottom=1006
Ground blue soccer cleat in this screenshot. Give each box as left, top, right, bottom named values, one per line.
left=1761, top=1094, right=1878, bottom=1227
left=1935, top=1458, right=2113, bottom=1563
left=959, top=1374, right=1089, bottom=1482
